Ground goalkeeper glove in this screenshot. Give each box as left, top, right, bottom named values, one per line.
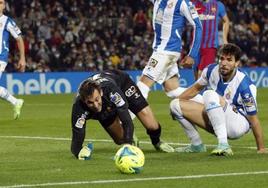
left=78, top=142, right=93, bottom=160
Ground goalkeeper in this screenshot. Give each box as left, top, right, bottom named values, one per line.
left=71, top=70, right=174, bottom=160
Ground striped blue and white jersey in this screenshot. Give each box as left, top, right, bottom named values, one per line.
left=149, top=0, right=202, bottom=57
left=198, top=63, right=258, bottom=116
left=0, top=14, right=22, bottom=62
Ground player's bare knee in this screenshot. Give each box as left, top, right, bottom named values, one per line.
left=138, top=106, right=152, bottom=117
left=138, top=107, right=159, bottom=130
left=169, top=98, right=183, bottom=120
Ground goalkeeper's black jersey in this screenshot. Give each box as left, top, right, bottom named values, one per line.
left=71, top=70, right=148, bottom=158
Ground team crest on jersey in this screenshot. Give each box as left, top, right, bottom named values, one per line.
left=167, top=2, right=173, bottom=8
left=110, top=92, right=125, bottom=107
left=211, top=6, right=217, bottom=13
left=148, top=58, right=158, bottom=68
left=225, top=90, right=231, bottom=100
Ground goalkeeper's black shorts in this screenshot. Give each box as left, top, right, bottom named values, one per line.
left=99, top=74, right=148, bottom=128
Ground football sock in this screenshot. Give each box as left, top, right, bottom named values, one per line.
left=180, top=118, right=203, bottom=145
left=147, top=124, right=161, bottom=145
left=166, top=87, right=204, bottom=104
left=166, top=87, right=186, bottom=99
left=137, top=81, right=150, bottom=99
left=170, top=99, right=203, bottom=145
left=0, top=86, right=17, bottom=105
left=203, top=90, right=228, bottom=144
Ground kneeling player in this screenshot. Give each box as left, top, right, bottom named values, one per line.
left=170, top=43, right=266, bottom=156
left=71, top=70, right=174, bottom=160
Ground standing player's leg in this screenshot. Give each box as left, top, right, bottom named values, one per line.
left=135, top=106, right=174, bottom=152
left=0, top=62, right=24, bottom=119
left=163, top=62, right=204, bottom=102
left=197, top=48, right=217, bottom=78
left=123, top=74, right=174, bottom=152
left=137, top=52, right=176, bottom=99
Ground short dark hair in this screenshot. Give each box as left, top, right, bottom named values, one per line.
left=78, top=79, right=101, bottom=101
left=218, top=43, right=242, bottom=61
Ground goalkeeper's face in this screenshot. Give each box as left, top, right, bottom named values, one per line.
left=84, top=89, right=103, bottom=112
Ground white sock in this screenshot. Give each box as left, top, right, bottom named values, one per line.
left=137, top=81, right=150, bottom=99
left=166, top=87, right=204, bottom=104
left=166, top=87, right=186, bottom=99
left=0, top=86, right=17, bottom=105
left=203, top=90, right=228, bottom=145
left=170, top=99, right=202, bottom=145
left=180, top=118, right=203, bottom=145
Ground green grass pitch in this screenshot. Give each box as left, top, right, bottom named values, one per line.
left=0, top=89, right=268, bottom=188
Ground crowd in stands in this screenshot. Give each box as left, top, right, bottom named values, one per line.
left=222, top=0, right=268, bottom=67
left=5, top=0, right=268, bottom=73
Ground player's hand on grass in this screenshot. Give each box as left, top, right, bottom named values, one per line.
left=78, top=143, right=93, bottom=160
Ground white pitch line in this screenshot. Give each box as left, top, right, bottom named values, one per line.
left=0, top=135, right=257, bottom=150
left=1, top=171, right=268, bottom=188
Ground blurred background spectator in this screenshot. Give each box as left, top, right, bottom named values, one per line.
left=5, top=0, right=268, bottom=73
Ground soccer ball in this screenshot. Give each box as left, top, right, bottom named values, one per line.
left=114, top=144, right=145, bottom=174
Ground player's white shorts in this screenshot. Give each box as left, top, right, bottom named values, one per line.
left=0, top=61, right=7, bottom=79
left=142, top=51, right=180, bottom=84
left=224, top=103, right=250, bottom=140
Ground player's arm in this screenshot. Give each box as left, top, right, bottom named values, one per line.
left=7, top=19, right=26, bottom=72
left=110, top=89, right=134, bottom=144
left=179, top=82, right=204, bottom=100
left=241, top=86, right=266, bottom=153
left=117, top=106, right=134, bottom=144
left=180, top=0, right=202, bottom=68
left=179, top=66, right=208, bottom=100
left=71, top=100, right=87, bottom=158
left=247, top=115, right=266, bottom=153
left=15, top=36, right=26, bottom=72
left=218, top=2, right=229, bottom=44
left=222, top=15, right=229, bottom=44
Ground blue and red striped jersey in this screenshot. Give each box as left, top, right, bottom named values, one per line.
left=192, top=0, right=226, bottom=48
